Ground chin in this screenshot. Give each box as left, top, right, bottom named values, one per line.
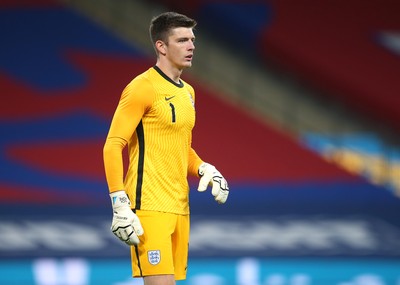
left=177, top=62, right=192, bottom=70
left=183, top=61, right=192, bottom=68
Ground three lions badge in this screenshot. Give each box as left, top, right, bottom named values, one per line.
left=148, top=250, right=161, bottom=265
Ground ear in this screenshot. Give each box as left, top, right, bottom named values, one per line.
left=155, top=40, right=167, bottom=56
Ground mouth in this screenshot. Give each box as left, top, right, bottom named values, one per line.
left=185, top=54, right=193, bottom=61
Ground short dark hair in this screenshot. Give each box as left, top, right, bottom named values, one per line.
left=149, top=12, right=197, bottom=45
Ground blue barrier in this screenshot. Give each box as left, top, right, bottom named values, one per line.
left=1, top=258, right=399, bottom=285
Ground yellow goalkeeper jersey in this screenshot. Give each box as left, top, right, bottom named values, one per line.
left=103, top=66, right=203, bottom=215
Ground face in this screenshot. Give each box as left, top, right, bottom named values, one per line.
left=161, top=27, right=195, bottom=69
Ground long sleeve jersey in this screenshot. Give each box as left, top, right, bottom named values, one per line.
left=103, top=66, right=203, bottom=215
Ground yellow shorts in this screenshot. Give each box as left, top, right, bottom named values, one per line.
left=131, top=210, right=190, bottom=280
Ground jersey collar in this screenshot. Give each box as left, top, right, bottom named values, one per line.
left=153, top=65, right=184, bottom=88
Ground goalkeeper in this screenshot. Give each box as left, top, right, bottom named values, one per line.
left=103, top=11, right=229, bottom=285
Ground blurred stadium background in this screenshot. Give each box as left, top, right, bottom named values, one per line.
left=1, top=0, right=400, bottom=284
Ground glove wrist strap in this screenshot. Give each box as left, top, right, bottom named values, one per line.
left=110, top=191, right=131, bottom=209
left=198, top=162, right=213, bottom=176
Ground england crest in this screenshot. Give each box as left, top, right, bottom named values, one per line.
left=148, top=250, right=161, bottom=265
left=188, top=93, right=195, bottom=108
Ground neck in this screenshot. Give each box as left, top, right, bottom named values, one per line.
left=155, top=61, right=183, bottom=84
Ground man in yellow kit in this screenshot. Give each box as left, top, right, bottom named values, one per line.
left=103, top=12, right=229, bottom=285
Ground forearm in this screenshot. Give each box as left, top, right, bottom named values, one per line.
left=103, top=136, right=127, bottom=192
left=188, top=147, right=204, bottom=177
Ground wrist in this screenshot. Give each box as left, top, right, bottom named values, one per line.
left=110, top=191, right=131, bottom=209
left=198, top=162, right=215, bottom=176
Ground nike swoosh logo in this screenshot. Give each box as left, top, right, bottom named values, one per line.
left=165, top=96, right=175, bottom=101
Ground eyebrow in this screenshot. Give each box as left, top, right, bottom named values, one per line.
left=176, top=36, right=195, bottom=41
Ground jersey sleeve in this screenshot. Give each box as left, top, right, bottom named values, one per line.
left=188, top=147, right=204, bottom=177
left=103, top=78, right=154, bottom=192
left=186, top=85, right=204, bottom=177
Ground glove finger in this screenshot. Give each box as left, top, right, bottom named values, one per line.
left=111, top=223, right=122, bottom=237
left=211, top=174, right=227, bottom=196
left=211, top=181, right=220, bottom=197
left=132, top=218, right=144, bottom=236
left=113, top=230, right=122, bottom=241
left=214, top=189, right=227, bottom=204
left=127, top=229, right=140, bottom=245
left=118, top=228, right=129, bottom=242
left=214, top=190, right=222, bottom=203
left=112, top=223, right=132, bottom=242
left=119, top=225, right=139, bottom=246
left=217, top=190, right=229, bottom=204
left=127, top=235, right=140, bottom=246
left=198, top=174, right=212, bottom=192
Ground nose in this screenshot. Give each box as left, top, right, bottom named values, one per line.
left=189, top=40, right=195, bottom=50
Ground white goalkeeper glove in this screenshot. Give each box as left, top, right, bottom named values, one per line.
left=110, top=191, right=144, bottom=246
left=198, top=162, right=229, bottom=204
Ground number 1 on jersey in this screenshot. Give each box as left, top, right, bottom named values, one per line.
left=169, top=103, right=176, bottom=123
